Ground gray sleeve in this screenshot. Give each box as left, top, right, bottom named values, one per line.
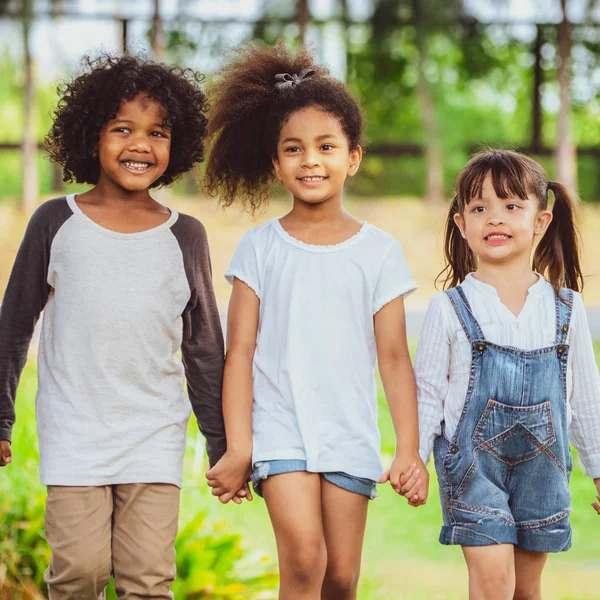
left=0, top=197, right=72, bottom=442
left=171, top=214, right=226, bottom=467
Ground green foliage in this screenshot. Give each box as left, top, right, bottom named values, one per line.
left=0, top=364, right=278, bottom=599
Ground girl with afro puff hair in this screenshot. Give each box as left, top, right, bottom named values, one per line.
left=204, top=42, right=428, bottom=599
left=0, top=55, right=226, bottom=599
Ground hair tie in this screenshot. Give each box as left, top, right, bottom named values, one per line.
left=547, top=180, right=554, bottom=190
left=274, top=68, right=316, bottom=90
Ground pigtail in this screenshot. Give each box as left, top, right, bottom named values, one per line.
left=435, top=195, right=477, bottom=290
left=533, top=181, right=584, bottom=293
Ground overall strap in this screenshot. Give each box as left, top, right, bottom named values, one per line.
left=445, top=286, right=486, bottom=343
left=555, top=288, right=574, bottom=345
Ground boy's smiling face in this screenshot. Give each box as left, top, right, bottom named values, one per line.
left=96, top=93, right=171, bottom=193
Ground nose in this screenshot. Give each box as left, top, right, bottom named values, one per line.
left=486, top=210, right=505, bottom=226
left=301, top=149, right=320, bottom=169
left=128, top=132, right=151, bottom=153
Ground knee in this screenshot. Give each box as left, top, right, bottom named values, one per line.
left=513, top=582, right=541, bottom=600
left=284, top=541, right=327, bottom=588
left=323, top=564, right=361, bottom=594
left=471, top=567, right=514, bottom=599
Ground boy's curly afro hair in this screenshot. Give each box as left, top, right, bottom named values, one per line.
left=46, top=54, right=209, bottom=188
left=203, top=41, right=365, bottom=213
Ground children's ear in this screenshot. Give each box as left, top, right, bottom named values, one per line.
left=347, top=145, right=363, bottom=177
left=453, top=212, right=467, bottom=239
left=271, top=156, right=283, bottom=181
left=534, top=209, right=553, bottom=237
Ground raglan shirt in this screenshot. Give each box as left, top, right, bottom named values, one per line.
left=0, top=194, right=225, bottom=487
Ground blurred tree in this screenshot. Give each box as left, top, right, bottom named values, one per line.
left=0, top=0, right=37, bottom=212
left=150, top=0, right=164, bottom=60
left=297, top=0, right=309, bottom=46
left=556, top=0, right=578, bottom=192
left=347, top=0, right=490, bottom=204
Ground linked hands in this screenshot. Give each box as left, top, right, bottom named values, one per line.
left=0, top=440, right=11, bottom=467
left=206, top=450, right=253, bottom=505
left=380, top=452, right=429, bottom=507
left=592, top=478, right=600, bottom=515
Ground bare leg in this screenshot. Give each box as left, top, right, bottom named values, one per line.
left=462, top=545, right=515, bottom=600
left=262, top=472, right=327, bottom=600
left=513, top=548, right=548, bottom=600
left=320, top=479, right=369, bottom=600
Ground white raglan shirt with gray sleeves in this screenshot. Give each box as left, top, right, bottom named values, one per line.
left=225, top=219, right=417, bottom=482
left=0, top=194, right=225, bottom=487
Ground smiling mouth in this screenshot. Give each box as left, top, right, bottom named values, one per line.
left=121, top=160, right=153, bottom=172
left=298, top=176, right=327, bottom=182
left=484, top=234, right=511, bottom=241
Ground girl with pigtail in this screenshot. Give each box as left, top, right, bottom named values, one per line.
left=203, top=42, right=427, bottom=599
left=415, top=149, right=600, bottom=600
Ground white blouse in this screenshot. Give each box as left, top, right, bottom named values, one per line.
left=415, top=273, right=600, bottom=479
left=226, top=218, right=417, bottom=481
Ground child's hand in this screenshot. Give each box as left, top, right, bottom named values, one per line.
left=205, top=451, right=252, bottom=505
left=0, top=441, right=11, bottom=467
left=380, top=454, right=429, bottom=506
left=592, top=478, right=600, bottom=515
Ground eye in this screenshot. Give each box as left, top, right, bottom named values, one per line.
left=284, top=146, right=301, bottom=153
left=151, top=131, right=168, bottom=138
left=471, top=205, right=485, bottom=213
left=320, top=144, right=334, bottom=151
left=506, top=203, right=520, bottom=211
left=112, top=127, right=131, bottom=134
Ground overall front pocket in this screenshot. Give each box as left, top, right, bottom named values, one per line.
left=472, top=399, right=556, bottom=466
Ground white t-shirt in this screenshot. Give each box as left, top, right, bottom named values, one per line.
left=225, top=218, right=417, bottom=481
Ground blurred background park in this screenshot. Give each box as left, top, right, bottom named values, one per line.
left=1, top=0, right=600, bottom=598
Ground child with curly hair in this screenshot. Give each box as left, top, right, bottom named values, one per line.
left=0, top=55, right=225, bottom=599
left=203, top=42, right=428, bottom=599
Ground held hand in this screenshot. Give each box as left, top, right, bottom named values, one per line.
left=380, top=454, right=429, bottom=506
left=592, top=478, right=600, bottom=515
left=0, top=440, right=11, bottom=467
left=205, top=451, right=251, bottom=505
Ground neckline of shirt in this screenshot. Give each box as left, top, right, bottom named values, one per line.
left=464, top=272, right=547, bottom=297
left=66, top=194, right=179, bottom=240
left=462, top=272, right=549, bottom=323
left=271, top=218, right=373, bottom=253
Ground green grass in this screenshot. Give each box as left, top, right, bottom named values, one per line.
left=4, top=344, right=600, bottom=599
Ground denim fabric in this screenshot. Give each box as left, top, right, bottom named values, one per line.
left=433, top=286, right=574, bottom=552
left=251, top=459, right=377, bottom=499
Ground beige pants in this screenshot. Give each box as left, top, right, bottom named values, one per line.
left=44, top=484, right=180, bottom=600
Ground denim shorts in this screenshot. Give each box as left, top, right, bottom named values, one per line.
left=251, top=459, right=377, bottom=499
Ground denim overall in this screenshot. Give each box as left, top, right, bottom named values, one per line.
left=433, top=286, right=573, bottom=552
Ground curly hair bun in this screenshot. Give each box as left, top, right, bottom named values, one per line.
left=204, top=41, right=364, bottom=212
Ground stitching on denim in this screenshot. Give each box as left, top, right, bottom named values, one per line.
left=453, top=526, right=504, bottom=544
left=542, top=446, right=568, bottom=482
left=446, top=288, right=478, bottom=343
left=452, top=453, right=479, bottom=498
left=454, top=286, right=486, bottom=340
left=451, top=501, right=515, bottom=525
left=471, top=400, right=557, bottom=466
left=516, top=508, right=570, bottom=531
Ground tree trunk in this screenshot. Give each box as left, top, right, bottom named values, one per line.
left=121, top=18, right=129, bottom=54
left=413, top=1, right=444, bottom=205
left=531, top=24, right=543, bottom=153
left=151, top=0, right=164, bottom=60
left=555, top=0, right=578, bottom=193
left=296, top=0, right=309, bottom=46
left=21, top=2, right=38, bottom=214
